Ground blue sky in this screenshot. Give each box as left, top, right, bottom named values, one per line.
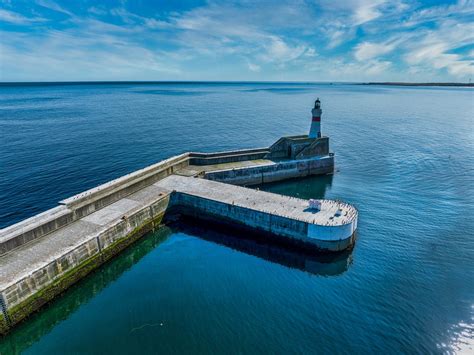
left=0, top=0, right=473, bottom=82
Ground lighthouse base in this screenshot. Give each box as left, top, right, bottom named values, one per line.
left=265, top=135, right=330, bottom=160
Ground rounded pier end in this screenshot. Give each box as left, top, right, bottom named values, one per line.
left=305, top=199, right=358, bottom=252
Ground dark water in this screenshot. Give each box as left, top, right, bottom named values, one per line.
left=0, top=82, right=473, bottom=354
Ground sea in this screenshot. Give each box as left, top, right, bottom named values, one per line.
left=0, top=82, right=473, bottom=354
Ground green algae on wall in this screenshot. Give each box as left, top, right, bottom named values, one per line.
left=0, top=227, right=173, bottom=354
left=1, top=212, right=165, bottom=336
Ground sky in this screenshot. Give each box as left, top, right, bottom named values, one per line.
left=0, top=0, right=473, bottom=82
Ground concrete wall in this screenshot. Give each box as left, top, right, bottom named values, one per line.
left=0, top=194, right=170, bottom=330
left=0, top=136, right=334, bottom=256
left=171, top=193, right=308, bottom=241
left=0, top=134, right=343, bottom=335
left=188, top=148, right=269, bottom=166
left=204, top=156, right=334, bottom=186
left=61, top=153, right=188, bottom=212
left=2, top=238, right=100, bottom=316
left=264, top=135, right=329, bottom=160
left=265, top=135, right=311, bottom=159
left=296, top=137, right=329, bottom=158
left=170, top=190, right=356, bottom=253
left=306, top=217, right=357, bottom=252
left=0, top=226, right=173, bottom=353
left=0, top=206, right=74, bottom=255
left=0, top=154, right=188, bottom=256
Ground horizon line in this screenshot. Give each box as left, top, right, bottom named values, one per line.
left=0, top=80, right=473, bottom=86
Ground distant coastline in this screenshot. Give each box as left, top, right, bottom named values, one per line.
left=0, top=81, right=473, bottom=87
left=361, top=82, right=473, bottom=87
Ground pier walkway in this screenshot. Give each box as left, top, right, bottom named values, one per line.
left=159, top=175, right=356, bottom=229
left=0, top=134, right=357, bottom=334
left=1, top=174, right=357, bottom=299
left=0, top=184, right=172, bottom=297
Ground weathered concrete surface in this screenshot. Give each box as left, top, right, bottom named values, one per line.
left=0, top=206, right=74, bottom=256
left=176, top=159, right=274, bottom=176
left=265, top=135, right=329, bottom=159
left=188, top=148, right=269, bottom=165
left=0, top=136, right=332, bottom=257
left=0, top=153, right=188, bottom=257
left=0, top=134, right=351, bottom=335
left=158, top=175, right=357, bottom=249
left=0, top=184, right=172, bottom=331
left=201, top=155, right=334, bottom=185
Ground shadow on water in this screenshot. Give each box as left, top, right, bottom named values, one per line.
left=169, top=216, right=352, bottom=277
left=0, top=227, right=173, bottom=355
left=258, top=173, right=333, bottom=200
left=0, top=173, right=348, bottom=353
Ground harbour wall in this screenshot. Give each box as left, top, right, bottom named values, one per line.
left=0, top=153, right=188, bottom=256
left=170, top=194, right=350, bottom=253
left=171, top=192, right=308, bottom=242
left=204, top=155, right=334, bottom=186
left=188, top=147, right=269, bottom=165
left=1, top=170, right=354, bottom=334
left=1, top=144, right=333, bottom=256
left=170, top=190, right=355, bottom=253
left=0, top=227, right=173, bottom=355
left=157, top=175, right=356, bottom=253
left=0, top=193, right=171, bottom=334
left=0, top=135, right=337, bottom=334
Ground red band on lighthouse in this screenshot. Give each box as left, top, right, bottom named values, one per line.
left=312, top=117, right=321, bottom=122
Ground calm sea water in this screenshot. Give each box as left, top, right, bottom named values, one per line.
left=0, top=82, right=473, bottom=354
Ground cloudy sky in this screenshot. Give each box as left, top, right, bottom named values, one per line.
left=1, top=0, right=473, bottom=82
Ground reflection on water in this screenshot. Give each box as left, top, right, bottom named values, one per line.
left=0, top=214, right=352, bottom=354
left=171, top=217, right=352, bottom=277
left=259, top=174, right=333, bottom=200
left=0, top=210, right=353, bottom=354
left=0, top=227, right=172, bottom=355
left=1, top=83, right=472, bottom=353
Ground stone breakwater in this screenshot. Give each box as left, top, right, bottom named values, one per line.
left=0, top=135, right=357, bottom=335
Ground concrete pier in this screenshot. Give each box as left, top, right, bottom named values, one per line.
left=159, top=175, right=357, bottom=251
left=0, top=134, right=357, bottom=334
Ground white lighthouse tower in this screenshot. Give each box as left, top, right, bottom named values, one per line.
left=309, top=98, right=322, bottom=138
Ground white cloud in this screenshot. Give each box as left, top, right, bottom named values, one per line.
left=353, top=0, right=387, bottom=25
left=145, top=3, right=316, bottom=69
left=260, top=37, right=307, bottom=63
left=0, top=9, right=45, bottom=24
left=354, top=41, right=396, bottom=61
left=304, top=57, right=394, bottom=81
left=247, top=61, right=261, bottom=72
left=365, top=60, right=392, bottom=75
left=143, top=18, right=170, bottom=29
left=403, top=0, right=474, bottom=27
left=36, top=0, right=72, bottom=16
left=0, top=25, right=181, bottom=81
left=403, top=21, right=474, bottom=77
left=1, top=0, right=473, bottom=81
left=305, top=48, right=317, bottom=57
left=324, top=27, right=354, bottom=49
left=317, top=0, right=396, bottom=26
left=87, top=6, right=107, bottom=16
left=405, top=43, right=474, bottom=76
left=317, top=0, right=410, bottom=48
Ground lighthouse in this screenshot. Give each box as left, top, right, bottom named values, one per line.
left=309, top=98, right=322, bottom=138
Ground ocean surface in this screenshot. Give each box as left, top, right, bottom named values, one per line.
left=0, top=82, right=473, bottom=354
